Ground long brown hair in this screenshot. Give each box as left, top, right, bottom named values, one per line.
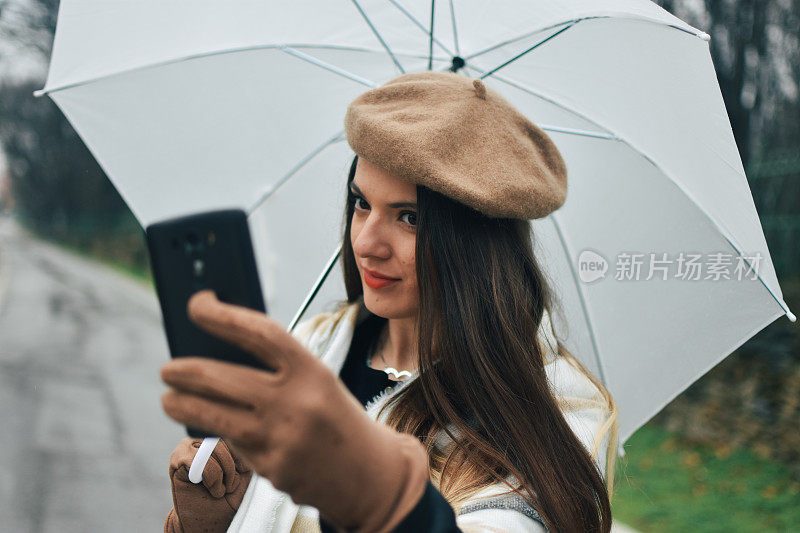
left=341, top=155, right=617, bottom=532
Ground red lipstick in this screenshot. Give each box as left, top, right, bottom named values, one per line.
left=363, top=267, right=400, bottom=290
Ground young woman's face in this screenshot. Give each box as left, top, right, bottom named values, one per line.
left=349, top=157, right=419, bottom=320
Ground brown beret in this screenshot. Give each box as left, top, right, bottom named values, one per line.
left=343, top=71, right=567, bottom=220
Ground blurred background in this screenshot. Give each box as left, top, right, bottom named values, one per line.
left=0, top=0, right=798, bottom=531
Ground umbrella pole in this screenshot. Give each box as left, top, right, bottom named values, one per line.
left=288, top=245, right=342, bottom=332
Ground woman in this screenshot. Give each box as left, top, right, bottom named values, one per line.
left=161, top=71, right=618, bottom=533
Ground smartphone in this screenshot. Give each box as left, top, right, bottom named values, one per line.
left=146, top=209, right=268, bottom=438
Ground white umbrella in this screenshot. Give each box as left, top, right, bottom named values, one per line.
left=35, top=0, right=795, bottom=452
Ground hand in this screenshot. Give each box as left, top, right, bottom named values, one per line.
left=165, top=437, right=252, bottom=533
left=160, top=290, right=429, bottom=533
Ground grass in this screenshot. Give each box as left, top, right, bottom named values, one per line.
left=611, top=424, right=800, bottom=532
left=48, top=237, right=154, bottom=290
left=100, top=254, right=153, bottom=288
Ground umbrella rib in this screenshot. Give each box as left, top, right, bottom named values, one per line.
left=548, top=213, right=609, bottom=387
left=464, top=20, right=578, bottom=61
left=463, top=66, right=617, bottom=137
left=385, top=0, right=454, bottom=57
left=34, top=44, right=411, bottom=96
left=287, top=43, right=449, bottom=61
left=280, top=46, right=378, bottom=87
left=709, top=233, right=795, bottom=321
left=464, top=65, right=617, bottom=140
left=289, top=245, right=343, bottom=332
left=247, top=129, right=346, bottom=214
left=350, top=0, right=406, bottom=74
left=428, top=0, right=435, bottom=70
left=465, top=15, right=708, bottom=64
left=478, top=23, right=577, bottom=80
left=536, top=125, right=616, bottom=140
left=448, top=0, right=461, bottom=56
left=469, top=68, right=794, bottom=322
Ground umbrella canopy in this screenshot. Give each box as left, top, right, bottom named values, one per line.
left=36, top=0, right=794, bottom=449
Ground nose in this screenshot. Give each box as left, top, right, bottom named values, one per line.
left=352, top=211, right=392, bottom=260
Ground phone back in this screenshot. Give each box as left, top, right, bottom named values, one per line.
left=146, top=209, right=268, bottom=370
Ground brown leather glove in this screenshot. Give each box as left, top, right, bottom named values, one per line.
left=164, top=436, right=252, bottom=533
left=160, top=290, right=429, bottom=533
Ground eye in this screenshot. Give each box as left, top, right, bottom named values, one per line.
left=350, top=193, right=369, bottom=211
left=400, top=211, right=417, bottom=226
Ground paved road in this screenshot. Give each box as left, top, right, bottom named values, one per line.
left=0, top=217, right=184, bottom=532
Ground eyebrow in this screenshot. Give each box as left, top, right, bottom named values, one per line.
left=349, top=183, right=417, bottom=209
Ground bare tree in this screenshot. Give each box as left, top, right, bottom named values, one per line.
left=0, top=1, right=147, bottom=269
left=0, top=0, right=58, bottom=59
left=657, top=0, right=799, bottom=167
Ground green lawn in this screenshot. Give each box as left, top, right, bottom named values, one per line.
left=611, top=424, right=800, bottom=532
left=52, top=238, right=154, bottom=289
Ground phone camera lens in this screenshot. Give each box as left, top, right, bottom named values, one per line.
left=184, top=232, right=205, bottom=254
left=193, top=259, right=205, bottom=278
